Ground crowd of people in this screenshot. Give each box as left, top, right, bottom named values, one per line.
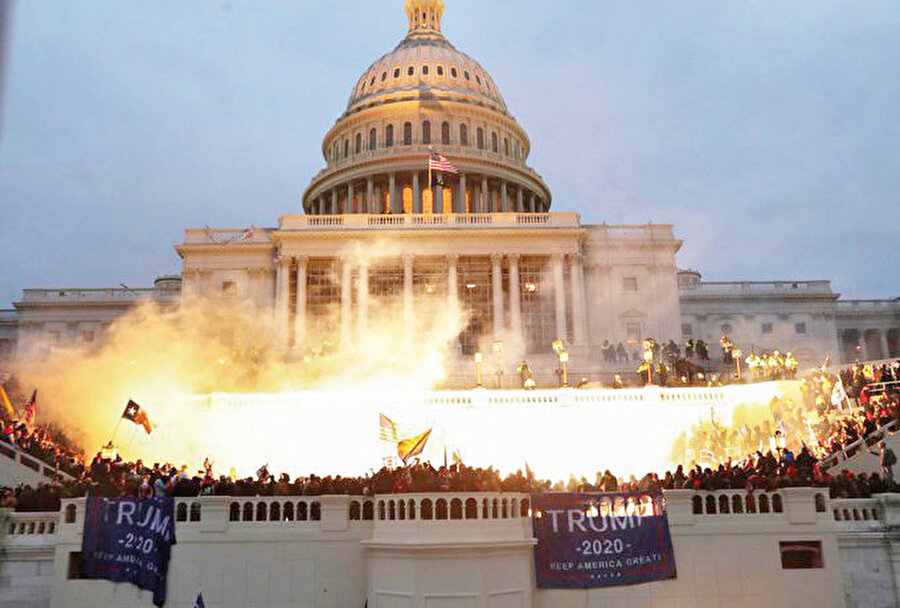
left=2, top=359, right=899, bottom=514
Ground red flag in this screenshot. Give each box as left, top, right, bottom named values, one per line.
left=122, top=399, right=153, bottom=434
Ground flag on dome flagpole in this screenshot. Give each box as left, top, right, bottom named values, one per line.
left=121, top=399, right=152, bottom=434
left=397, top=427, right=432, bottom=464
left=428, top=150, right=459, bottom=174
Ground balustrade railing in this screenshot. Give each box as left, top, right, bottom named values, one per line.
left=831, top=498, right=882, bottom=525
left=821, top=419, right=899, bottom=470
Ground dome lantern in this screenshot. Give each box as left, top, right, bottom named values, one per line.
left=405, top=0, right=444, bottom=34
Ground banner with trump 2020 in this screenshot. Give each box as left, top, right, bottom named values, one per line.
left=531, top=491, right=676, bottom=588
left=81, top=497, right=177, bottom=607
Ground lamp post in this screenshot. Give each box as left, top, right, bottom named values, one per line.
left=559, top=351, right=569, bottom=387
left=552, top=338, right=569, bottom=387
left=641, top=338, right=656, bottom=386
left=474, top=351, right=484, bottom=388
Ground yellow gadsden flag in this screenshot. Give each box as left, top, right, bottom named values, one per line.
left=397, top=427, right=432, bottom=464
left=0, top=384, right=15, bottom=419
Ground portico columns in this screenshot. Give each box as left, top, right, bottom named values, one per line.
left=331, top=188, right=338, bottom=215
left=482, top=177, right=489, bottom=213
left=530, top=194, right=536, bottom=213
left=375, top=183, right=383, bottom=214
left=275, top=256, right=291, bottom=344
left=357, top=263, right=369, bottom=337
left=389, top=173, right=398, bottom=214
left=403, top=255, right=414, bottom=343
left=447, top=254, right=459, bottom=323
left=435, top=182, right=443, bottom=214
left=347, top=182, right=353, bottom=214
left=508, top=253, right=522, bottom=337
left=367, top=178, right=374, bottom=214
left=551, top=253, right=567, bottom=341
left=294, top=256, right=308, bottom=350
left=341, top=260, right=352, bottom=345
left=880, top=330, right=891, bottom=360
left=491, top=253, right=504, bottom=339
left=412, top=172, right=421, bottom=214
left=501, top=181, right=508, bottom=212
left=570, top=253, right=588, bottom=344
left=517, top=187, right=524, bottom=213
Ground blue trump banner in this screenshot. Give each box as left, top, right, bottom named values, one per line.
left=81, top=497, right=177, bottom=606
left=531, top=491, right=676, bottom=588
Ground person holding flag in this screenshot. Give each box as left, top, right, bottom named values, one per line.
left=22, top=389, right=37, bottom=430
left=427, top=150, right=459, bottom=212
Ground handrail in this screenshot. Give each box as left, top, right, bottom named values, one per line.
left=0, top=437, right=75, bottom=482
left=821, top=419, right=899, bottom=470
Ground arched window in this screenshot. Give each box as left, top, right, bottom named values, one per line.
left=349, top=501, right=360, bottom=520
left=369, top=128, right=377, bottom=150
left=408, top=500, right=416, bottom=520
left=437, top=65, right=444, bottom=76
left=692, top=496, right=702, bottom=515
left=451, top=67, right=458, bottom=78
left=355, top=133, right=362, bottom=154
left=343, top=139, right=349, bottom=158
left=402, top=186, right=413, bottom=213
left=297, top=502, right=308, bottom=521
left=436, top=499, right=448, bottom=520
left=450, top=499, right=463, bottom=520
left=465, top=498, right=478, bottom=519
left=385, top=124, right=394, bottom=148
left=514, top=141, right=520, bottom=159
left=378, top=501, right=386, bottom=521
left=815, top=493, right=826, bottom=513
left=772, top=494, right=783, bottom=513
left=502, top=498, right=509, bottom=519
left=422, top=65, right=429, bottom=75
left=421, top=499, right=434, bottom=520
left=190, top=502, right=201, bottom=522
left=718, top=495, right=730, bottom=514
left=242, top=502, right=253, bottom=521
left=408, top=66, right=414, bottom=76
left=256, top=502, right=267, bottom=521
left=389, top=500, right=396, bottom=520
left=422, top=120, right=431, bottom=144
left=476, top=127, right=484, bottom=149
left=504, top=137, right=509, bottom=156
left=283, top=502, right=294, bottom=521
left=398, top=500, right=406, bottom=520
left=759, top=494, right=770, bottom=513
left=380, top=71, right=387, bottom=82
left=705, top=495, right=716, bottom=514
left=229, top=502, right=240, bottom=522
left=65, top=504, right=77, bottom=524
left=732, top=495, right=743, bottom=514
left=441, top=121, right=450, bottom=145
left=492, top=499, right=499, bottom=519
left=460, top=124, right=468, bottom=146
left=394, top=67, right=400, bottom=78
left=491, top=132, right=498, bottom=153
left=403, top=122, right=412, bottom=145
left=269, top=502, right=280, bottom=521
left=520, top=499, right=530, bottom=517
left=363, top=501, right=374, bottom=520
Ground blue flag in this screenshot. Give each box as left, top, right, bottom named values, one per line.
left=81, top=497, right=177, bottom=607
left=531, top=491, right=676, bottom=588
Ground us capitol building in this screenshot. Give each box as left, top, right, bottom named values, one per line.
left=1, top=0, right=897, bottom=379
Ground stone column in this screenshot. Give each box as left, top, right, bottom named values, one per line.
left=331, top=188, right=338, bottom=215
left=294, top=256, right=308, bottom=351
left=389, top=173, right=398, bottom=213
left=435, top=183, right=443, bottom=214
left=517, top=187, right=524, bottom=213
left=530, top=194, right=536, bottom=213
left=366, top=177, right=374, bottom=214
left=357, top=264, right=369, bottom=337
left=570, top=253, right=588, bottom=345
left=403, top=255, right=414, bottom=342
left=482, top=177, right=489, bottom=212
left=375, top=183, right=383, bottom=214
left=880, top=330, right=890, bottom=360
left=413, top=172, right=422, bottom=214
left=551, top=253, right=567, bottom=341
left=447, top=254, right=459, bottom=323
left=491, top=253, right=504, bottom=339
left=501, top=181, right=508, bottom=212
left=457, top=173, right=467, bottom=213
left=347, top=182, right=353, bottom=214
left=508, top=253, right=522, bottom=338
left=275, top=256, right=291, bottom=344
left=341, top=260, right=352, bottom=345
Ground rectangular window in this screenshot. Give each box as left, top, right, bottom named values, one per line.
left=780, top=541, right=823, bottom=569
left=721, top=323, right=732, bottom=335
left=681, top=323, right=693, bottom=337
left=82, top=330, right=95, bottom=343
left=795, top=322, right=807, bottom=335
left=222, top=280, right=237, bottom=297
left=626, top=323, right=641, bottom=343
left=762, top=323, right=773, bottom=334
left=67, top=552, right=85, bottom=579
left=623, top=277, right=638, bottom=292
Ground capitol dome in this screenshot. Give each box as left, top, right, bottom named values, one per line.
left=302, top=0, right=551, bottom=216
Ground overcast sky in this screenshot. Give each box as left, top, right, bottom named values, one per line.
left=1, top=0, right=898, bottom=307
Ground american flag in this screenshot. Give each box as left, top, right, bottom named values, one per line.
left=428, top=151, right=459, bottom=174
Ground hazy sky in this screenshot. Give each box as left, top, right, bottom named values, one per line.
left=1, top=0, right=898, bottom=307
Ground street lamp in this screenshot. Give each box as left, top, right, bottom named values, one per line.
left=559, top=351, right=569, bottom=387
left=474, top=351, right=484, bottom=388
left=552, top=338, right=569, bottom=387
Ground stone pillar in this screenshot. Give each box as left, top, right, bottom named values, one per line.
left=552, top=253, right=567, bottom=341
left=435, top=183, right=443, bottom=214
left=570, top=253, right=588, bottom=345
left=491, top=253, right=504, bottom=339
left=508, top=253, right=522, bottom=338
left=412, top=172, right=421, bottom=214
left=340, top=260, right=352, bottom=345
left=530, top=194, right=536, bottom=213
left=517, top=187, right=524, bottom=213
left=366, top=177, right=374, bottom=214
left=357, top=264, right=369, bottom=337
left=294, top=256, right=308, bottom=351
left=331, top=188, right=338, bottom=215
left=403, top=255, right=414, bottom=343
left=447, top=254, right=459, bottom=323
left=501, top=181, right=508, bottom=212
left=880, top=330, right=890, bottom=361
left=482, top=176, right=489, bottom=212
left=389, top=172, right=399, bottom=213
left=375, top=183, right=383, bottom=214
left=457, top=173, right=466, bottom=213
left=347, top=182, right=353, bottom=214
left=275, top=256, right=291, bottom=344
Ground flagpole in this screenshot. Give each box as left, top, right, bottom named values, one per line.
left=107, top=417, right=123, bottom=446
left=427, top=150, right=432, bottom=214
